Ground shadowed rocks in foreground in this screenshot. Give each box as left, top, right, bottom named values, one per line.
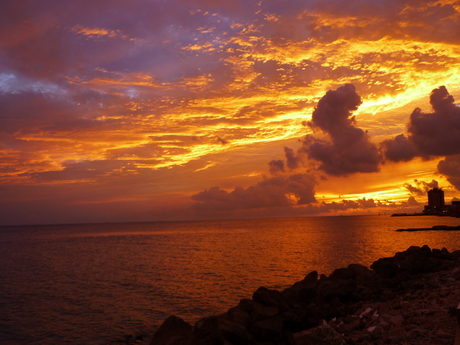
left=150, top=245, right=460, bottom=345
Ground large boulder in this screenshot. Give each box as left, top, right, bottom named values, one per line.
left=317, top=279, right=358, bottom=302
left=190, top=317, right=225, bottom=345
left=227, top=305, right=251, bottom=326
left=347, top=264, right=376, bottom=285
left=149, top=315, right=193, bottom=345
left=237, top=298, right=279, bottom=322
left=380, top=245, right=457, bottom=277
left=282, top=271, right=318, bottom=306
left=252, top=286, right=290, bottom=312
left=370, top=257, right=399, bottom=278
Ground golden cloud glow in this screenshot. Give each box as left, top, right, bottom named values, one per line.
left=3, top=0, right=460, bottom=224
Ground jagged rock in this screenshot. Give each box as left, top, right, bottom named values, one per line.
left=304, top=270, right=319, bottom=282
left=421, top=244, right=431, bottom=252
left=149, top=315, right=193, bottom=345
left=252, top=286, right=290, bottom=312
left=293, top=325, right=345, bottom=345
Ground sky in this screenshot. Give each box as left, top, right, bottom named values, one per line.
left=2, top=0, right=460, bottom=225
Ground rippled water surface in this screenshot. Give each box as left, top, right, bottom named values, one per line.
left=1, top=215, right=460, bottom=344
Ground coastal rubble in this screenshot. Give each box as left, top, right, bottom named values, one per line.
left=143, top=245, right=460, bottom=345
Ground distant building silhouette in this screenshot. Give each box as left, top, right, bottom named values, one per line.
left=423, top=187, right=459, bottom=217
left=428, top=188, right=444, bottom=209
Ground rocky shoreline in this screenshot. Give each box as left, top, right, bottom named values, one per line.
left=122, top=246, right=460, bottom=345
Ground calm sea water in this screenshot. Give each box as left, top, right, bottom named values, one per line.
left=1, top=215, right=460, bottom=344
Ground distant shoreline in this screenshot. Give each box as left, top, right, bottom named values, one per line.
left=396, top=225, right=460, bottom=232
left=391, top=213, right=426, bottom=217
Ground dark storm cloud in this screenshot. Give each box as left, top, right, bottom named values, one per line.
left=438, top=156, right=460, bottom=191
left=382, top=86, right=460, bottom=161
left=300, top=84, right=381, bottom=176
left=191, top=173, right=316, bottom=211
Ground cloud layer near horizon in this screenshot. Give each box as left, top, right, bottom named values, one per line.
left=191, top=84, right=460, bottom=213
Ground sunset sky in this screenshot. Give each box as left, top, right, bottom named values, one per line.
left=2, top=0, right=460, bottom=225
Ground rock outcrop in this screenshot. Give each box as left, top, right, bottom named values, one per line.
left=148, top=246, right=460, bottom=345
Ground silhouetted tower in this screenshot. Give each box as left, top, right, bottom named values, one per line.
left=427, top=188, right=445, bottom=210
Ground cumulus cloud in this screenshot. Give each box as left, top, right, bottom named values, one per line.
left=191, top=173, right=316, bottom=211
left=284, top=146, right=301, bottom=170
left=382, top=86, right=460, bottom=161
left=409, top=86, right=460, bottom=156
left=404, top=179, right=439, bottom=196
left=300, top=84, right=381, bottom=176
left=268, top=159, right=284, bottom=175
left=311, top=197, right=379, bottom=213
left=380, top=134, right=417, bottom=162
left=438, top=155, right=460, bottom=191
left=404, top=182, right=424, bottom=196
left=407, top=196, right=420, bottom=206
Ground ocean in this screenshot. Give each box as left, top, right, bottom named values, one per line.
left=1, top=215, right=460, bottom=344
